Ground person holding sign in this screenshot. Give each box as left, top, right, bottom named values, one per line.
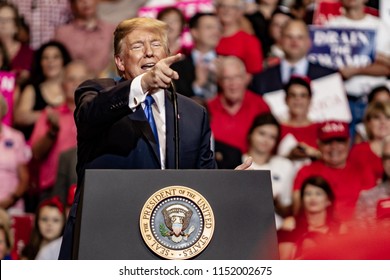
left=250, top=19, right=335, bottom=95
left=327, top=0, right=390, bottom=138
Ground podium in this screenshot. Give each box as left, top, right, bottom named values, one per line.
left=78, top=170, right=279, bottom=259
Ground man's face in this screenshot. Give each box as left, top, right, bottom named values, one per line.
left=218, top=60, right=249, bottom=104
left=281, top=21, right=311, bottom=62
left=0, top=6, right=18, bottom=38
left=191, top=15, right=221, bottom=50
left=72, top=0, right=97, bottom=19
left=115, top=28, right=168, bottom=80
left=319, top=138, right=350, bottom=168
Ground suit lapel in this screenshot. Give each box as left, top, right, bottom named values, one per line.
left=128, top=106, right=161, bottom=165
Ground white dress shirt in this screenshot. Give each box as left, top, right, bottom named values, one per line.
left=281, top=57, right=309, bottom=84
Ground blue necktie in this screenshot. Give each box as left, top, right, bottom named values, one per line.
left=144, top=95, right=159, bottom=146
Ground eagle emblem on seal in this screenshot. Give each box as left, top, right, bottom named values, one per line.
left=160, top=204, right=195, bottom=243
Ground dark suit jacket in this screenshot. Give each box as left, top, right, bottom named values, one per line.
left=250, top=62, right=336, bottom=95
left=59, top=78, right=216, bottom=259
left=171, top=54, right=196, bottom=98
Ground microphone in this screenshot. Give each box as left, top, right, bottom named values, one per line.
left=170, top=81, right=180, bottom=169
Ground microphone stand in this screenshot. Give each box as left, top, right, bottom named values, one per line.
left=170, top=81, right=180, bottom=169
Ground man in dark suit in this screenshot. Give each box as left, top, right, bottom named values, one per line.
left=171, top=12, right=220, bottom=101
left=59, top=17, right=251, bottom=259
left=250, top=19, right=336, bottom=95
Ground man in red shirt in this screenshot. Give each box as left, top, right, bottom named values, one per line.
left=208, top=56, right=270, bottom=154
left=215, top=0, right=263, bottom=75
left=292, top=121, right=376, bottom=221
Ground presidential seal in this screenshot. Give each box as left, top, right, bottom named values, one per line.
left=140, top=186, right=215, bottom=260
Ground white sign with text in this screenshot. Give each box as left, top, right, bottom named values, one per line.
left=263, top=73, right=351, bottom=123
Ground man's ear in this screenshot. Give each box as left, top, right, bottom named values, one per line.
left=244, top=72, right=252, bottom=86
left=114, top=55, right=125, bottom=72
left=304, top=36, right=312, bottom=54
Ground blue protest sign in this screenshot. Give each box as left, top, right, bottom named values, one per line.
left=308, top=26, right=376, bottom=70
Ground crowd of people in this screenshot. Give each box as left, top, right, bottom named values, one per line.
left=0, top=0, right=389, bottom=260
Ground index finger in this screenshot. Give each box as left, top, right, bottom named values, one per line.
left=162, top=53, right=183, bottom=66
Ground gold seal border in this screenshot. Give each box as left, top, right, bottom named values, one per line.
left=139, top=186, right=215, bottom=260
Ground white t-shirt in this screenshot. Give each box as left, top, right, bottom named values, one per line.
left=243, top=154, right=296, bottom=229
left=327, top=15, right=390, bottom=96
left=35, top=237, right=63, bottom=260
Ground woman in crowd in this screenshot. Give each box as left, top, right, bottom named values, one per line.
left=0, top=94, right=31, bottom=213
left=349, top=101, right=390, bottom=185
left=13, top=41, right=71, bottom=140
left=243, top=112, right=295, bottom=229
left=278, top=76, right=321, bottom=165
left=354, top=85, right=390, bottom=143
left=265, top=7, right=294, bottom=67
left=244, top=0, right=281, bottom=57
left=0, top=2, right=34, bottom=86
left=278, top=175, right=345, bottom=259
left=21, top=196, right=65, bottom=260
left=157, top=6, right=189, bottom=55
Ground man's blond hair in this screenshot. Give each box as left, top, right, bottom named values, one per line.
left=114, top=17, right=169, bottom=56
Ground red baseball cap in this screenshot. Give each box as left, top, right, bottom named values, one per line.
left=318, top=121, right=349, bottom=142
